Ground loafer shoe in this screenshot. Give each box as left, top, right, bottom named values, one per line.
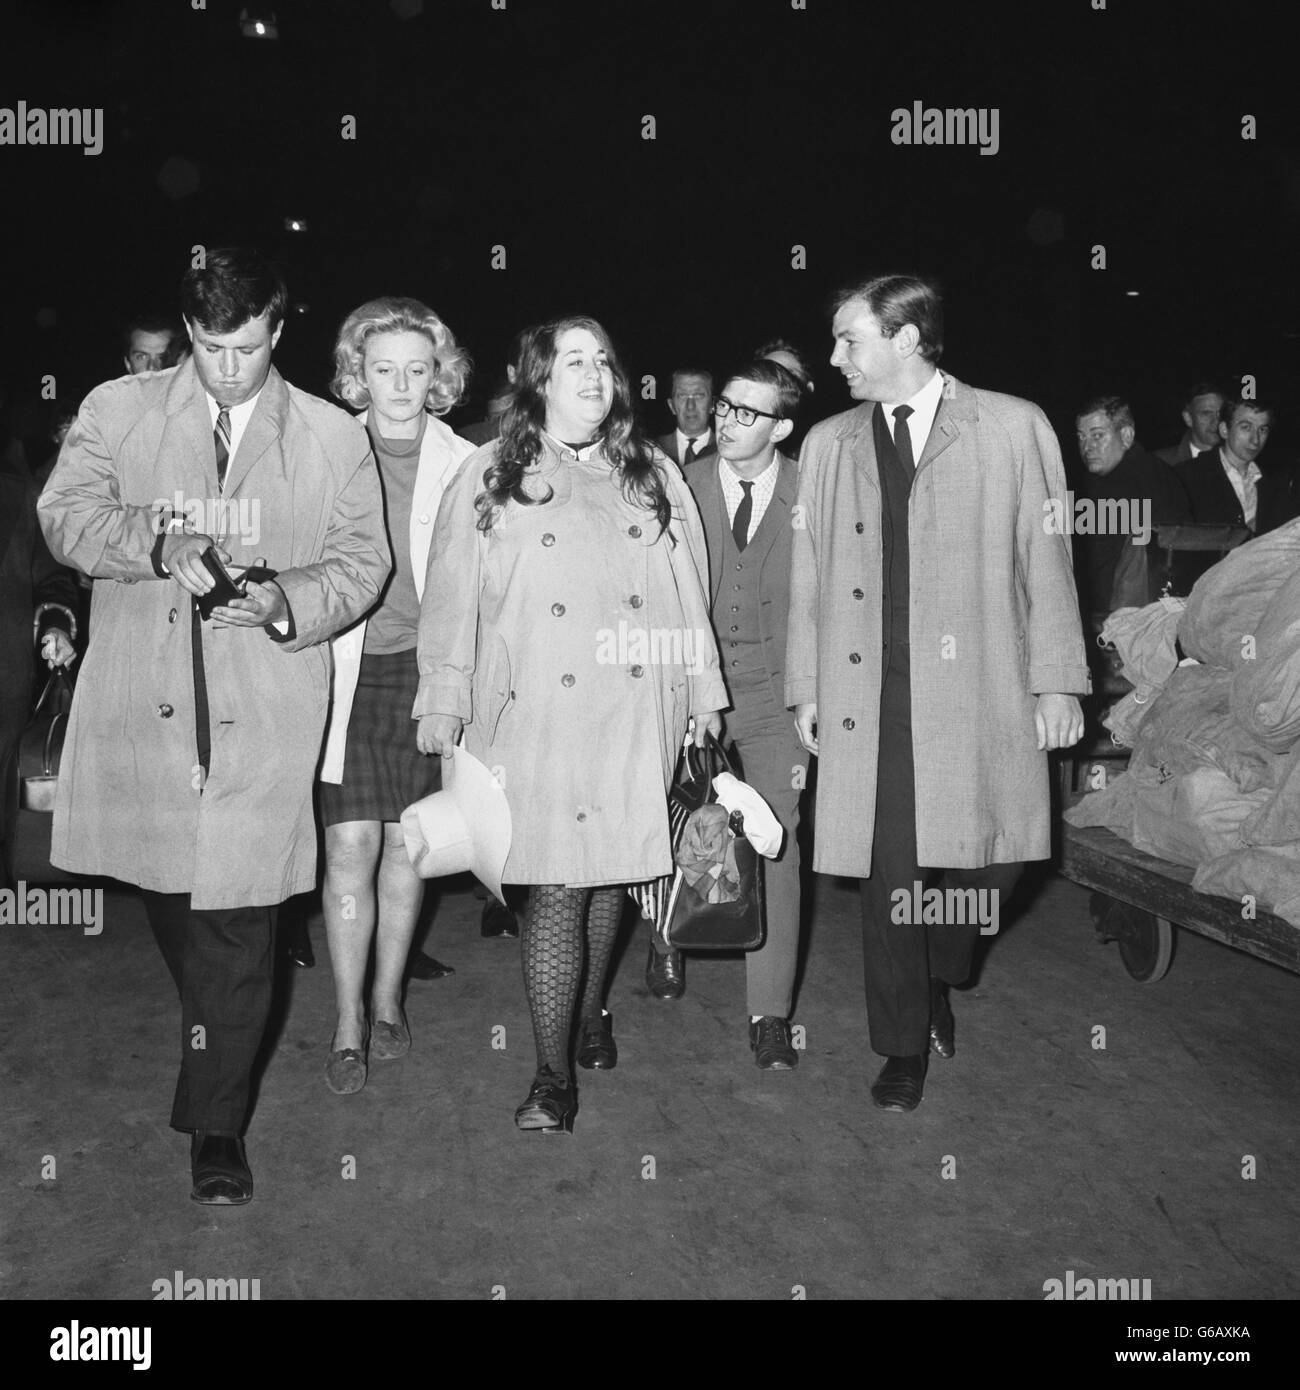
left=371, top=1012, right=410, bottom=1061
left=325, top=1025, right=368, bottom=1094
left=190, top=1133, right=253, bottom=1205
left=870, top=1054, right=926, bottom=1112
left=750, top=1015, right=798, bottom=1070
left=645, top=943, right=684, bottom=999
left=929, top=978, right=955, bottom=1059
left=576, top=1010, right=617, bottom=1070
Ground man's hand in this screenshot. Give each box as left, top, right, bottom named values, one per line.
left=40, top=630, right=76, bottom=668
left=1035, top=693, right=1084, bottom=751
left=212, top=580, right=289, bottom=628
left=418, top=713, right=463, bottom=758
left=794, top=702, right=819, bottom=755
left=688, top=711, right=723, bottom=748
left=160, top=533, right=225, bottom=597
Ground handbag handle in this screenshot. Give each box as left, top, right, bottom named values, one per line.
left=681, top=729, right=734, bottom=789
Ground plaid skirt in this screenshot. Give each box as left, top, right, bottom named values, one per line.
left=320, top=648, right=442, bottom=826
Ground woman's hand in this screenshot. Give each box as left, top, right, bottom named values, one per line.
left=418, top=713, right=463, bottom=757
left=688, top=711, right=724, bottom=748
left=40, top=630, right=76, bottom=668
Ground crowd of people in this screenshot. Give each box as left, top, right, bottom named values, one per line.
left=2, top=247, right=1296, bottom=1204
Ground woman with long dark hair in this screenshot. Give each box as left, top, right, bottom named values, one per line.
left=416, top=315, right=725, bottom=1133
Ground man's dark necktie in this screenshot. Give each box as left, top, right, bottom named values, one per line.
left=215, top=407, right=231, bottom=490
left=733, top=479, right=753, bottom=551
left=683, top=436, right=700, bottom=467
left=892, top=404, right=915, bottom=475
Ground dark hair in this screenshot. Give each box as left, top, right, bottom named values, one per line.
left=180, top=247, right=289, bottom=334
left=1220, top=397, right=1275, bottom=429
left=831, top=274, right=944, bottom=365
left=722, top=359, right=803, bottom=419
left=122, top=313, right=183, bottom=355
left=755, top=338, right=815, bottom=391
left=1181, top=380, right=1227, bottom=410
left=475, top=316, right=671, bottom=539
left=1076, top=394, right=1135, bottom=432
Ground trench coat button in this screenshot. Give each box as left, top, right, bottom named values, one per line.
left=418, top=513, right=430, bottom=525
left=734, top=563, right=743, bottom=571
left=629, top=594, right=643, bottom=608
left=730, top=626, right=738, bottom=633
left=562, top=673, right=575, bottom=687
left=731, top=605, right=739, bottom=612
left=158, top=703, right=174, bottom=718
left=630, top=664, right=644, bottom=678
left=576, top=811, right=587, bottom=822
left=842, top=717, right=855, bottom=730
left=855, top=522, right=864, bottom=534
left=551, top=602, right=565, bottom=616
left=852, top=588, right=864, bottom=600
left=168, top=608, right=178, bottom=624
left=541, top=533, right=556, bottom=546
left=849, top=652, right=861, bottom=664
left=627, top=524, right=642, bottom=538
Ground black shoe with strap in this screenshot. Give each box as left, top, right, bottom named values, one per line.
left=749, top=1015, right=798, bottom=1070
left=514, top=1067, right=577, bottom=1134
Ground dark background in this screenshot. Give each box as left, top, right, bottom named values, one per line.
left=2, top=0, right=1298, bottom=465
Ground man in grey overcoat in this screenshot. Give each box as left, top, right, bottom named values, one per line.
left=787, top=274, right=1090, bottom=1112
left=39, top=249, right=389, bottom=1200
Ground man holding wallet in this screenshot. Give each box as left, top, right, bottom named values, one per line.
left=39, top=247, right=389, bottom=1204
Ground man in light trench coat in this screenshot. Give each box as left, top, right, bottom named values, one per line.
left=787, top=274, right=1090, bottom=1112
left=39, top=248, right=389, bottom=1201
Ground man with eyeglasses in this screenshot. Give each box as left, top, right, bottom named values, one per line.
left=655, top=368, right=717, bottom=469
left=645, top=361, right=808, bottom=1072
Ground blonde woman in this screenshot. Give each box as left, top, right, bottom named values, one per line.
left=320, top=297, right=474, bottom=1094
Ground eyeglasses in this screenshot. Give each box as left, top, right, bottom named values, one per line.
left=714, top=396, right=782, bottom=427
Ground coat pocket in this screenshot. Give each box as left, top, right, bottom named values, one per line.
left=474, top=633, right=513, bottom=743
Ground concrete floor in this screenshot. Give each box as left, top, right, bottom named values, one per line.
left=4, top=865, right=1298, bottom=1302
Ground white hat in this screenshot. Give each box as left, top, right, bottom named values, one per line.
left=711, top=772, right=784, bottom=859
left=401, top=748, right=512, bottom=903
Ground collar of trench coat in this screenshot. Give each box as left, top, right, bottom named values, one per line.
left=161, top=357, right=293, bottom=502
left=829, top=371, right=975, bottom=479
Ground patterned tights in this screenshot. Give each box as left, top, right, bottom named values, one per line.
left=520, top=885, right=624, bottom=1079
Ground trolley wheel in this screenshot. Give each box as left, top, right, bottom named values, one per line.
left=1108, top=901, right=1174, bottom=983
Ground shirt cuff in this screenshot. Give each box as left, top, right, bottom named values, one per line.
left=265, top=584, right=296, bottom=643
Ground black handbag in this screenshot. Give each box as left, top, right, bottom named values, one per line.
left=632, top=733, right=766, bottom=951
left=4, top=665, right=79, bottom=884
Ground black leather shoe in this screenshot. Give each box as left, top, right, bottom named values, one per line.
left=407, top=949, right=455, bottom=980
left=645, top=943, right=684, bottom=999
left=929, top=978, right=955, bottom=1059
left=514, top=1067, right=577, bottom=1134
left=576, top=1010, right=617, bottom=1070
left=750, top=1016, right=799, bottom=1070
left=481, top=897, right=519, bottom=938
left=190, top=1133, right=253, bottom=1205
left=870, top=1055, right=926, bottom=1112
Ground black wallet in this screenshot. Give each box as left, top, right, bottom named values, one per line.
left=195, top=546, right=279, bottom=620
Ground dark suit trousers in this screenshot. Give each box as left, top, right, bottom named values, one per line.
left=859, top=649, right=1023, bottom=1057
left=141, top=890, right=277, bottom=1135
left=726, top=667, right=809, bottom=1018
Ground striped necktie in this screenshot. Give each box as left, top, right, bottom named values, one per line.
left=683, top=436, right=700, bottom=467
left=215, top=407, right=231, bottom=490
